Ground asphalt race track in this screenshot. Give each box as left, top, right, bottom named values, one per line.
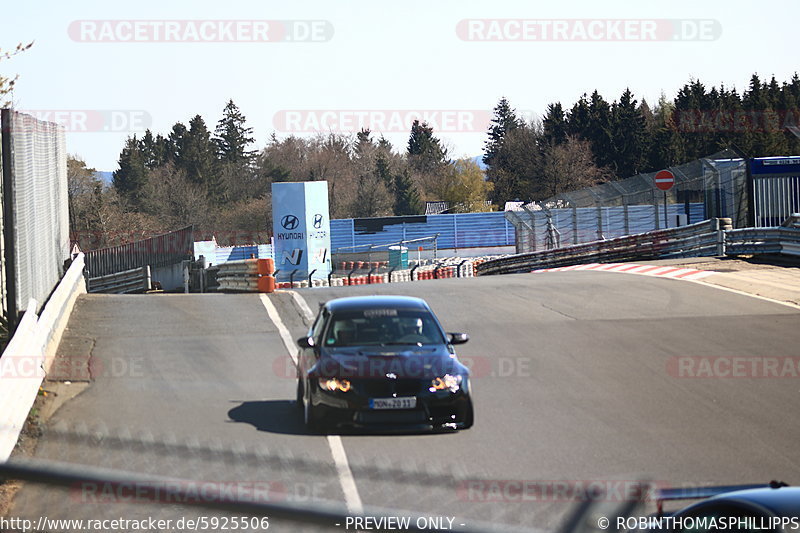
left=9, top=272, right=800, bottom=531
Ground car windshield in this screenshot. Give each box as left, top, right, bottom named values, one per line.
left=324, top=308, right=446, bottom=346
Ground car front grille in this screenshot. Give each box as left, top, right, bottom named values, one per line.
left=355, top=410, right=427, bottom=424
left=355, top=379, right=424, bottom=397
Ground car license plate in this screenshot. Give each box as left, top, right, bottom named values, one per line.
left=369, top=397, right=417, bottom=410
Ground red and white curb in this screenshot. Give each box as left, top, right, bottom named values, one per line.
left=532, top=263, right=715, bottom=280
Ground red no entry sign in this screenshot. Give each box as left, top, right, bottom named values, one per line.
left=654, top=170, right=675, bottom=191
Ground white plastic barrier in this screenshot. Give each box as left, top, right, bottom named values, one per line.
left=0, top=253, right=87, bottom=462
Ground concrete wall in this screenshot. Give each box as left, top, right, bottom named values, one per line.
left=0, top=253, right=87, bottom=461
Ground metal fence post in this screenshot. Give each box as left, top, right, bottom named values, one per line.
left=1, top=108, right=18, bottom=333
left=572, top=205, right=579, bottom=245
left=596, top=204, right=604, bottom=240
left=653, top=189, right=660, bottom=230
left=623, top=195, right=630, bottom=236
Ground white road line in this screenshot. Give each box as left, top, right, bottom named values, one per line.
left=288, top=290, right=315, bottom=325
left=258, top=294, right=299, bottom=366
left=327, top=434, right=365, bottom=514
left=257, top=293, right=365, bottom=515
left=685, top=278, right=800, bottom=310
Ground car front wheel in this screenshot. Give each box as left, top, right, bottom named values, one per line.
left=302, top=381, right=321, bottom=432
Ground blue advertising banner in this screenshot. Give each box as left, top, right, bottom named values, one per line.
left=272, top=181, right=332, bottom=281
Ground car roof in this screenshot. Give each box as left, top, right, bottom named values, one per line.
left=324, top=295, right=431, bottom=313
left=705, top=486, right=800, bottom=515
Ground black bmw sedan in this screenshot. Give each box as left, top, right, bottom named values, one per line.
left=295, top=295, right=474, bottom=432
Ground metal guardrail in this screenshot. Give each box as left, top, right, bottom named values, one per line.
left=477, top=219, right=732, bottom=276
left=87, top=266, right=151, bottom=294
left=780, top=213, right=800, bottom=229
left=86, top=226, right=193, bottom=278
left=725, top=227, right=800, bottom=257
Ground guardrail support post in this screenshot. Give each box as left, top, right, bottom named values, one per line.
left=328, top=267, right=336, bottom=287
left=457, top=259, right=469, bottom=278
left=307, top=269, right=317, bottom=287
left=367, top=266, right=376, bottom=284
left=387, top=266, right=396, bottom=283
left=410, top=264, right=419, bottom=281
left=716, top=218, right=728, bottom=256
left=289, top=269, right=298, bottom=287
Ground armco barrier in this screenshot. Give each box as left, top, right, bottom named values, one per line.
left=0, top=253, right=87, bottom=462
left=87, top=266, right=151, bottom=294
left=725, top=226, right=800, bottom=257
left=215, top=258, right=275, bottom=293
left=476, top=219, right=732, bottom=276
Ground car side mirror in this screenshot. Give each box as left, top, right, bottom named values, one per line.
left=296, top=336, right=315, bottom=348
left=448, top=332, right=469, bottom=345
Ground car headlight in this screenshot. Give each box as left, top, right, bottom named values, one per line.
left=430, top=374, right=462, bottom=393
left=318, top=377, right=352, bottom=392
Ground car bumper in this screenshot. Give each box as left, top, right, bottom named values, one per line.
left=309, top=387, right=473, bottom=431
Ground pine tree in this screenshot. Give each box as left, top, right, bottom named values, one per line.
left=354, top=128, right=373, bottom=159
left=393, top=169, right=421, bottom=215
left=214, top=100, right=256, bottom=166
left=483, top=97, right=523, bottom=204
left=586, top=91, right=616, bottom=172
left=180, top=115, right=221, bottom=199
left=646, top=95, right=684, bottom=170
left=542, top=103, right=568, bottom=146
left=113, top=135, right=148, bottom=206
left=140, top=130, right=169, bottom=169
left=611, top=88, right=647, bottom=178
left=407, top=120, right=448, bottom=174
left=566, top=95, right=592, bottom=139
left=375, top=152, right=393, bottom=188
left=167, top=122, right=188, bottom=164
left=483, top=97, right=520, bottom=168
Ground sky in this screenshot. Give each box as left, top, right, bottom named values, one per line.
left=1, top=0, right=797, bottom=171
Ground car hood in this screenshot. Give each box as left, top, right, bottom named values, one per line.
left=311, top=345, right=467, bottom=380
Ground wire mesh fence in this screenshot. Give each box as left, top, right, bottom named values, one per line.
left=0, top=109, right=70, bottom=326
left=508, top=150, right=748, bottom=253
